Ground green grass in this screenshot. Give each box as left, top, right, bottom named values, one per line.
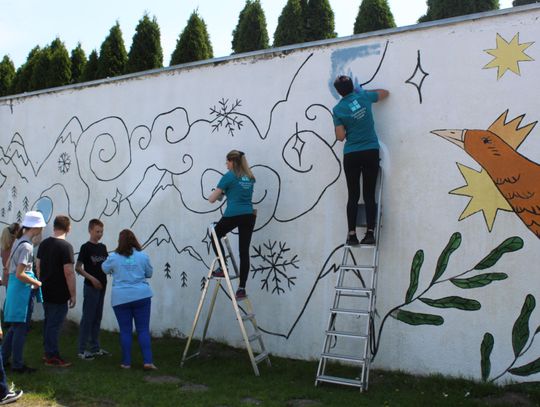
left=5, top=321, right=540, bottom=406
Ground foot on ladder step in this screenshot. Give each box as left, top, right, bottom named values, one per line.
left=346, top=234, right=360, bottom=246
left=235, top=288, right=247, bottom=300
left=360, top=231, right=375, bottom=245
left=212, top=267, right=225, bottom=278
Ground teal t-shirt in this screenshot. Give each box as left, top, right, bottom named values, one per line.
left=332, top=90, right=380, bottom=155
left=217, top=171, right=255, bottom=217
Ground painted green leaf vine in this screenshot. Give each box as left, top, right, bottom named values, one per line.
left=372, top=233, right=524, bottom=359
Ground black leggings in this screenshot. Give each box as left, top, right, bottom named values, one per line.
left=343, top=149, right=379, bottom=231
left=212, top=213, right=256, bottom=288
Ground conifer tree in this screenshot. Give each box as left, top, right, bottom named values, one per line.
left=354, top=0, right=396, bottom=34
left=305, top=0, right=337, bottom=42
left=231, top=0, right=269, bottom=53
left=0, top=55, right=15, bottom=96
left=513, top=0, right=539, bottom=4
left=70, top=43, right=87, bottom=83
left=83, top=50, right=99, bottom=82
left=11, top=47, right=40, bottom=93
left=47, top=38, right=72, bottom=88
left=30, top=47, right=51, bottom=91
left=419, top=0, right=499, bottom=23
left=170, top=11, right=213, bottom=65
left=97, top=22, right=128, bottom=79
left=274, top=0, right=306, bottom=47
left=127, top=14, right=163, bottom=73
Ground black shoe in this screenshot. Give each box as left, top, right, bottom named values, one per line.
left=346, top=234, right=360, bottom=246
left=212, top=267, right=225, bottom=278
left=235, top=288, right=247, bottom=300
left=11, top=365, right=36, bottom=374
left=360, top=231, right=376, bottom=245
left=0, top=389, right=23, bottom=404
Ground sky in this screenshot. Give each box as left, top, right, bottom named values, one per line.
left=0, top=0, right=515, bottom=69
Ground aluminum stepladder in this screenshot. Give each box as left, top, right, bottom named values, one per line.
left=181, top=224, right=271, bottom=376
left=315, top=168, right=383, bottom=392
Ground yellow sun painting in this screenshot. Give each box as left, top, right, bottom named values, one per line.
left=484, top=33, right=534, bottom=80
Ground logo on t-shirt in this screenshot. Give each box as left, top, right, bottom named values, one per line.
left=348, top=100, right=361, bottom=112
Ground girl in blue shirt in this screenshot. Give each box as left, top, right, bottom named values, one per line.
left=208, top=150, right=256, bottom=299
left=102, top=229, right=156, bottom=370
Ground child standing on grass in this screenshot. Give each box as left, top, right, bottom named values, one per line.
left=76, top=219, right=109, bottom=360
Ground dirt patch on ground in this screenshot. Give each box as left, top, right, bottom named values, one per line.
left=476, top=392, right=534, bottom=406
left=285, top=400, right=322, bottom=407
left=143, top=375, right=182, bottom=384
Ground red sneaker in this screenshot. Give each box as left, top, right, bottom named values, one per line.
left=45, top=356, right=72, bottom=368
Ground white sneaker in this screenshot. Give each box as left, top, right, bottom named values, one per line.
left=91, top=349, right=110, bottom=357
left=77, top=351, right=95, bottom=361
left=0, top=389, right=23, bottom=405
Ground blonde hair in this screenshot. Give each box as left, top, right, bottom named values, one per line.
left=1, top=223, right=20, bottom=251
left=226, top=150, right=255, bottom=180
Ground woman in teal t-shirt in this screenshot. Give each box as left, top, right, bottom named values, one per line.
left=208, top=150, right=255, bottom=299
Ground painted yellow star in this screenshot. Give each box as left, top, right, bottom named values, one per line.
left=450, top=163, right=512, bottom=231
left=484, top=33, right=534, bottom=80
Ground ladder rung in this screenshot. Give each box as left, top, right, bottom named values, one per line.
left=321, top=352, right=366, bottom=363
left=242, top=313, right=255, bottom=321
left=316, top=375, right=363, bottom=388
left=340, top=265, right=375, bottom=272
left=336, top=286, right=373, bottom=294
left=248, top=333, right=261, bottom=342
left=330, top=308, right=370, bottom=316
left=325, top=330, right=368, bottom=339
left=254, top=352, right=269, bottom=364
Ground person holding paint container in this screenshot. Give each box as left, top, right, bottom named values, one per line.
left=208, top=150, right=256, bottom=300
left=332, top=75, right=389, bottom=246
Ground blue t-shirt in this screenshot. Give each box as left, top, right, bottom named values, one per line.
left=102, top=250, right=153, bottom=307
left=217, top=170, right=255, bottom=217
left=332, top=90, right=380, bottom=155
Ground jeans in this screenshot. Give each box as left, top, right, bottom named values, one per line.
left=2, top=290, right=35, bottom=368
left=0, top=347, right=8, bottom=398
left=212, top=214, right=256, bottom=288
left=113, top=297, right=152, bottom=366
left=78, top=284, right=105, bottom=353
left=43, top=302, right=68, bottom=358
left=343, top=149, right=380, bottom=231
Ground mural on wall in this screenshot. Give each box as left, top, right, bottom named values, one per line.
left=483, top=33, right=534, bottom=79
left=405, top=50, right=429, bottom=104
left=432, top=110, right=539, bottom=237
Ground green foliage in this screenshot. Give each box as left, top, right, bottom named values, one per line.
left=83, top=50, right=99, bottom=82
left=480, top=333, right=494, bottom=381
left=10, top=46, right=40, bottom=94
left=127, top=14, right=163, bottom=74
left=170, top=11, right=213, bottom=65
left=512, top=294, right=535, bottom=357
left=0, top=55, right=15, bottom=96
left=47, top=38, right=72, bottom=88
left=273, top=0, right=306, bottom=47
left=450, top=273, right=507, bottom=289
left=513, top=0, right=539, bottom=4
left=70, top=43, right=87, bottom=84
left=305, top=0, right=337, bottom=42
left=396, top=309, right=444, bottom=326
left=405, top=250, right=423, bottom=302
left=30, top=47, right=51, bottom=90
left=97, top=22, right=128, bottom=79
left=474, top=237, right=523, bottom=270
left=354, top=0, right=396, bottom=34
left=231, top=0, right=269, bottom=54
left=419, top=0, right=500, bottom=23
left=431, top=232, right=461, bottom=284
left=419, top=296, right=481, bottom=310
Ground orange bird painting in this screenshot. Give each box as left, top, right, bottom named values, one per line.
left=432, top=111, right=540, bottom=238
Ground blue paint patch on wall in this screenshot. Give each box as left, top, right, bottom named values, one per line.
left=329, top=43, right=381, bottom=100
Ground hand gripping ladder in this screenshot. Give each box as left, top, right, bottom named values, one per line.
left=315, top=169, right=383, bottom=392
left=181, top=224, right=271, bottom=376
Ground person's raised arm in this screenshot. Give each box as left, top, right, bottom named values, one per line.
left=371, top=89, right=389, bottom=101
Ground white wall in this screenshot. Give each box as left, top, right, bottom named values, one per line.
left=1, top=5, right=540, bottom=383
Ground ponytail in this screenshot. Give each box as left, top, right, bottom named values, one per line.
left=226, top=150, right=255, bottom=180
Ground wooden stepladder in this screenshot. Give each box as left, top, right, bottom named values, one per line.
left=181, top=224, right=271, bottom=376
left=315, top=169, right=383, bottom=391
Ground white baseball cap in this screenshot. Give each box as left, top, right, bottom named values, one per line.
left=22, top=211, right=46, bottom=228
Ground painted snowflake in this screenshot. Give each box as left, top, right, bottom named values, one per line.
left=57, top=152, right=72, bottom=174
left=251, top=240, right=299, bottom=295
left=209, top=98, right=243, bottom=136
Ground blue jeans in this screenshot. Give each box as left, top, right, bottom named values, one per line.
left=43, top=302, right=68, bottom=358
left=113, top=297, right=152, bottom=366
left=78, top=284, right=105, bottom=353
left=0, top=347, right=8, bottom=398
left=2, top=290, right=35, bottom=368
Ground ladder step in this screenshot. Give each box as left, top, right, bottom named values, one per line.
left=340, top=265, right=375, bottom=272
left=254, top=352, right=269, bottom=364
left=336, top=286, right=373, bottom=294
left=248, top=333, right=262, bottom=342
left=242, top=313, right=255, bottom=321
left=316, top=375, right=363, bottom=388
left=325, top=330, right=368, bottom=339
left=321, top=352, right=366, bottom=364
left=330, top=308, right=370, bottom=316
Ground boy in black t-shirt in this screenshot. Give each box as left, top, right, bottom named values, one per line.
left=76, top=219, right=109, bottom=360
